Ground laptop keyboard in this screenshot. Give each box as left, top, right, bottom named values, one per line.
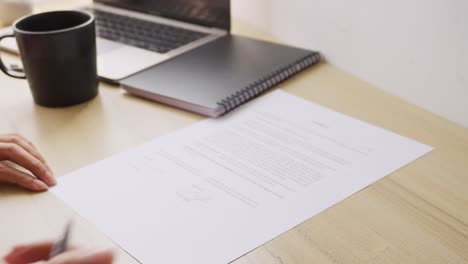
left=93, top=10, right=209, bottom=54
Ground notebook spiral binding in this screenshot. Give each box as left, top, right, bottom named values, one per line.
left=217, top=52, right=321, bottom=115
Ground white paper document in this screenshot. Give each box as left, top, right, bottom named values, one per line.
left=52, top=90, right=432, bottom=264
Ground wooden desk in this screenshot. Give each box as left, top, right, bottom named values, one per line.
left=1, top=5, right=468, bottom=264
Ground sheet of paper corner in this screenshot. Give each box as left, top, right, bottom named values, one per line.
left=51, top=89, right=432, bottom=264
left=216, top=89, right=432, bottom=153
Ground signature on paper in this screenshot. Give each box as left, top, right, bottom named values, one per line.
left=177, top=184, right=212, bottom=203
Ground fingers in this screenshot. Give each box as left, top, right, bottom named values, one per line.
left=0, top=163, right=49, bottom=191
left=3, top=240, right=114, bottom=264
left=0, top=134, right=48, bottom=166
left=46, top=249, right=114, bottom=264
left=3, top=241, right=54, bottom=264
left=0, top=138, right=56, bottom=186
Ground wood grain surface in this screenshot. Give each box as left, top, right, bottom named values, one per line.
left=0, top=1, right=467, bottom=263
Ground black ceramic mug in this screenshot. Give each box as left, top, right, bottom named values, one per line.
left=0, top=10, right=98, bottom=107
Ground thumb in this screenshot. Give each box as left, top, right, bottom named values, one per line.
left=46, top=249, right=114, bottom=264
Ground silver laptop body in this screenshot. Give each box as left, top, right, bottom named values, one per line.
left=0, top=0, right=230, bottom=83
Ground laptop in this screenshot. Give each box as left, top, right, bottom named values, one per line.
left=0, top=0, right=230, bottom=83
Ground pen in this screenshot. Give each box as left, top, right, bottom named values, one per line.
left=48, top=221, right=72, bottom=259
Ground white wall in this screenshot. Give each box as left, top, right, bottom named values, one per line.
left=233, top=0, right=468, bottom=128
left=231, top=0, right=271, bottom=32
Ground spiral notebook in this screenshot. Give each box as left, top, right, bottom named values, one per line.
left=120, top=35, right=320, bottom=117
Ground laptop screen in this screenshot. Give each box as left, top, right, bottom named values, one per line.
left=95, top=0, right=231, bottom=31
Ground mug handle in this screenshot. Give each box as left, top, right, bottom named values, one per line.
left=0, top=33, right=26, bottom=79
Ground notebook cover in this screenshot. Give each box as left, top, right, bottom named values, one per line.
left=120, top=35, right=319, bottom=117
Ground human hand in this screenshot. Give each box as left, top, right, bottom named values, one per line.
left=3, top=241, right=114, bottom=264
left=0, top=133, right=56, bottom=191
